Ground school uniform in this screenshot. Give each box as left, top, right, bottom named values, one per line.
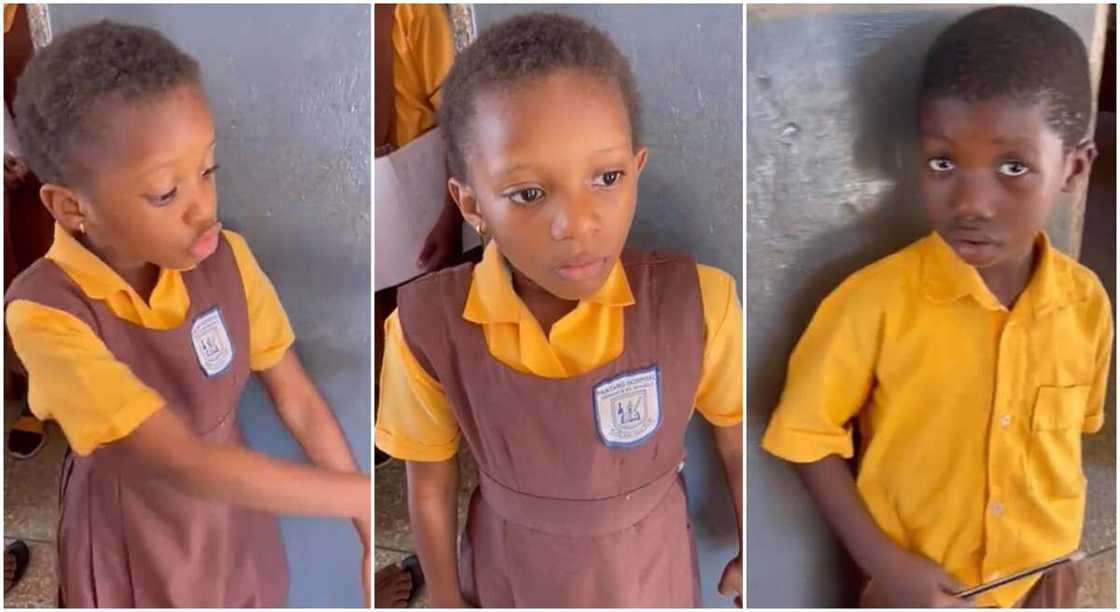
left=5, top=225, right=295, bottom=607
left=376, top=241, right=743, bottom=607
left=763, top=231, right=1113, bottom=608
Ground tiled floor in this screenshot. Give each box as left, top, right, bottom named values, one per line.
left=4, top=398, right=65, bottom=608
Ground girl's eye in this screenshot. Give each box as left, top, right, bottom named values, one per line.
left=998, top=161, right=1029, bottom=177
left=592, top=170, right=625, bottom=187
left=147, top=186, right=178, bottom=206
left=928, top=158, right=955, bottom=173
left=507, top=187, right=545, bottom=205
left=202, top=164, right=221, bottom=178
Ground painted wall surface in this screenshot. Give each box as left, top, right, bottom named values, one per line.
left=50, top=5, right=371, bottom=607
left=473, top=5, right=744, bottom=608
left=746, top=4, right=1109, bottom=607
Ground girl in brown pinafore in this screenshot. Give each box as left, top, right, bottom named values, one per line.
left=375, top=13, right=744, bottom=608
left=4, top=22, right=370, bottom=607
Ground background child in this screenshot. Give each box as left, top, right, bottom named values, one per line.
left=5, top=20, right=370, bottom=607
left=375, top=12, right=743, bottom=607
left=762, top=6, right=1111, bottom=607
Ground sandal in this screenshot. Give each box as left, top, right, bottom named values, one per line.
left=6, top=405, right=46, bottom=460
left=4, top=540, right=30, bottom=594
left=374, top=448, right=393, bottom=469
left=401, top=554, right=425, bottom=607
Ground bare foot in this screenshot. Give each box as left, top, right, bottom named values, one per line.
left=375, top=562, right=413, bottom=608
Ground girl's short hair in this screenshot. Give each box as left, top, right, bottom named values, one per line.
left=438, top=12, right=642, bottom=181
left=13, top=20, right=201, bottom=185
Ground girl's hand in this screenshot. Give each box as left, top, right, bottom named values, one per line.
left=361, top=544, right=371, bottom=606
left=718, top=554, right=742, bottom=607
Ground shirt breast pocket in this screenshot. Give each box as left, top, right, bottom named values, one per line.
left=1028, top=385, right=1089, bottom=499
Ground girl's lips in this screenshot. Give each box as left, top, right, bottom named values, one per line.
left=190, top=222, right=222, bottom=259
left=555, top=257, right=607, bottom=281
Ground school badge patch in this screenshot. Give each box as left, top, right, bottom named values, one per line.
left=593, top=366, right=661, bottom=448
left=191, top=307, right=234, bottom=378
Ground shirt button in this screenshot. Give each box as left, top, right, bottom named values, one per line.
left=1000, top=415, right=1013, bottom=428
left=991, top=501, right=1005, bottom=516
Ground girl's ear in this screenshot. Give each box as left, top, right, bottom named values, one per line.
left=448, top=178, right=483, bottom=230
left=1060, top=139, right=1097, bottom=193
left=39, top=182, right=89, bottom=234
left=634, top=147, right=649, bottom=177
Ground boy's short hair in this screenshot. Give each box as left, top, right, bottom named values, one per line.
left=13, top=20, right=201, bottom=185
left=438, top=12, right=642, bottom=181
left=920, top=6, right=1092, bottom=149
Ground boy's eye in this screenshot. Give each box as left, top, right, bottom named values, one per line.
left=928, top=158, right=955, bottom=173
left=998, top=161, right=1029, bottom=177
left=146, top=186, right=178, bottom=207
left=507, top=187, right=545, bottom=205
left=202, top=164, right=221, bottom=178
left=592, top=170, right=626, bottom=187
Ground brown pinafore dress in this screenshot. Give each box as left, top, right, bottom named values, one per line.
left=398, top=250, right=705, bottom=607
left=5, top=235, right=287, bottom=608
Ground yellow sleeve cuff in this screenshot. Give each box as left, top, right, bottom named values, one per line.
left=375, top=425, right=459, bottom=462
left=760, top=418, right=855, bottom=463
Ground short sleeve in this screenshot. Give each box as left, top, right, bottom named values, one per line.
left=375, top=309, right=460, bottom=461
left=1083, top=285, right=1113, bottom=434
left=760, top=272, right=883, bottom=463
left=391, top=4, right=454, bottom=146
left=6, top=300, right=164, bottom=456
left=694, top=265, right=743, bottom=426
left=223, top=230, right=296, bottom=371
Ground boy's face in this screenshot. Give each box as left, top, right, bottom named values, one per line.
left=450, top=69, right=647, bottom=301
left=48, top=83, right=221, bottom=271
left=918, top=96, right=1093, bottom=270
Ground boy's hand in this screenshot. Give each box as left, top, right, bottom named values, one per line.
left=718, top=554, right=742, bottom=607
left=866, top=549, right=974, bottom=608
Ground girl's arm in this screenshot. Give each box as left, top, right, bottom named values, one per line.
left=712, top=422, right=743, bottom=544
left=795, top=455, right=970, bottom=607
left=114, top=406, right=369, bottom=519
left=257, top=350, right=370, bottom=542
left=712, top=422, right=743, bottom=605
left=406, top=457, right=465, bottom=607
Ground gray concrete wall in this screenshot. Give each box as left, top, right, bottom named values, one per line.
left=473, top=5, right=743, bottom=608
left=49, top=5, right=371, bottom=607
left=746, top=4, right=1110, bottom=607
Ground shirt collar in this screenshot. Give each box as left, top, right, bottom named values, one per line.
left=45, top=223, right=137, bottom=301
left=463, top=241, right=635, bottom=324
left=920, top=230, right=1084, bottom=314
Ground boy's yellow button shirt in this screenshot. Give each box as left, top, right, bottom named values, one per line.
left=390, top=3, right=454, bottom=149
left=376, top=241, right=744, bottom=462
left=762, top=232, right=1112, bottom=607
left=7, top=225, right=295, bottom=456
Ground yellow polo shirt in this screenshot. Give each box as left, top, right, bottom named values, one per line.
left=6, top=224, right=295, bottom=456
left=762, top=231, right=1112, bottom=607
left=376, top=241, right=743, bottom=461
left=390, top=3, right=454, bottom=148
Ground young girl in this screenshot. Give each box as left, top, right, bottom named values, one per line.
left=5, top=21, right=370, bottom=607
left=375, top=13, right=743, bottom=607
